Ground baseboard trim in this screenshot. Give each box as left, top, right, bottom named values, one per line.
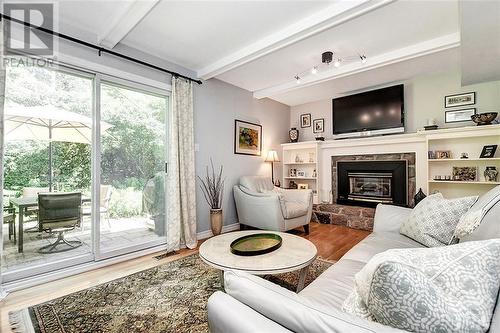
left=197, top=223, right=240, bottom=240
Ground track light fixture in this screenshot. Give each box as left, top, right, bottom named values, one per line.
left=292, top=51, right=367, bottom=83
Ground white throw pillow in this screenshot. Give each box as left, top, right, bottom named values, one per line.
left=399, top=193, right=477, bottom=247
left=343, top=239, right=500, bottom=333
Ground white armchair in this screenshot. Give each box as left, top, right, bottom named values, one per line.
left=233, top=176, right=313, bottom=233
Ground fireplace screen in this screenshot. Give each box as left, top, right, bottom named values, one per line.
left=348, top=172, right=393, bottom=203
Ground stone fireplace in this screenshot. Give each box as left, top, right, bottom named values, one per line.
left=332, top=153, right=416, bottom=207
left=337, top=160, right=408, bottom=207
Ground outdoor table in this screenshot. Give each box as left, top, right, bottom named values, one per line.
left=9, top=195, right=90, bottom=253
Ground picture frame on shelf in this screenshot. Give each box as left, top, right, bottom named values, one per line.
left=435, top=150, right=452, bottom=159
left=300, top=113, right=311, bottom=128
left=296, top=170, right=306, bottom=177
left=234, top=119, right=262, bottom=156
left=480, top=145, right=498, bottom=158
left=297, top=183, right=308, bottom=190
left=444, top=92, right=476, bottom=108
left=445, top=108, right=476, bottom=123
left=452, top=166, right=477, bottom=181
left=313, top=118, right=324, bottom=133
left=428, top=151, right=436, bottom=159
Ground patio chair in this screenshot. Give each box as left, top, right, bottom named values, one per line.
left=3, top=206, right=16, bottom=243
left=22, top=187, right=49, bottom=231
left=81, top=185, right=112, bottom=229
left=37, top=192, right=83, bottom=254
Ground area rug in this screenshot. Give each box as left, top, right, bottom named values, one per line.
left=9, top=253, right=333, bottom=333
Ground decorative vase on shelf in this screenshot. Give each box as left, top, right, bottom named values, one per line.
left=484, top=166, right=498, bottom=182
left=210, top=209, right=223, bottom=236
left=414, top=188, right=426, bottom=206
left=289, top=128, right=299, bottom=143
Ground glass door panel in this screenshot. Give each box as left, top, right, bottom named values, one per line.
left=99, top=82, right=168, bottom=255
left=2, top=63, right=94, bottom=282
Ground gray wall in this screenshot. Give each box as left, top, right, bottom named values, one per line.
left=290, top=72, right=500, bottom=141
left=194, top=79, right=290, bottom=232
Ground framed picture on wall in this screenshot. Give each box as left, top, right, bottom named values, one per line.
left=444, top=92, right=476, bottom=108
left=300, top=113, right=311, bottom=128
left=445, top=108, right=476, bottom=123
left=234, top=119, right=262, bottom=156
left=313, top=118, right=324, bottom=133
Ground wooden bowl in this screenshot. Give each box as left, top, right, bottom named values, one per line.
left=471, top=112, right=498, bottom=125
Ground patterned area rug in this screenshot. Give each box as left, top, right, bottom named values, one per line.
left=9, top=253, right=333, bottom=333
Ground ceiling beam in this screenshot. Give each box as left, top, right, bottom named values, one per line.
left=197, top=0, right=395, bottom=80
left=253, top=32, right=461, bottom=99
left=98, top=0, right=159, bottom=49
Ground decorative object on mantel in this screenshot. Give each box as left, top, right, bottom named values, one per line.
left=444, top=91, right=475, bottom=108
left=300, top=113, right=311, bottom=128
left=414, top=188, right=427, bottom=206
left=424, top=118, right=438, bottom=130
left=315, top=136, right=325, bottom=141
left=445, top=108, right=476, bottom=123
left=460, top=152, right=469, bottom=159
left=313, top=118, right=324, bottom=133
left=452, top=166, right=478, bottom=182
left=234, top=119, right=262, bottom=156
left=484, top=167, right=498, bottom=182
left=471, top=112, right=498, bottom=126
left=198, top=160, right=225, bottom=236
left=265, top=150, right=280, bottom=184
left=435, top=150, right=452, bottom=159
left=289, top=127, right=299, bottom=142
left=480, top=145, right=498, bottom=158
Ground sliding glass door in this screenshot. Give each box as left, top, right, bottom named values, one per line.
left=97, top=80, right=168, bottom=258
left=1, top=63, right=169, bottom=282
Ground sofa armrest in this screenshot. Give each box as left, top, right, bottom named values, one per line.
left=373, top=204, right=412, bottom=234
left=208, top=291, right=291, bottom=333
left=276, top=188, right=312, bottom=203
left=224, top=270, right=403, bottom=333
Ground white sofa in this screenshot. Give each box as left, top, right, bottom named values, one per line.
left=208, top=186, right=500, bottom=333
left=233, top=176, right=313, bottom=233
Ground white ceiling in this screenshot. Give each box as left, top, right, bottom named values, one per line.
left=50, top=0, right=499, bottom=106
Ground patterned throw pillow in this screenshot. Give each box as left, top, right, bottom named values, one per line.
left=399, top=193, right=477, bottom=247
left=343, top=239, right=500, bottom=333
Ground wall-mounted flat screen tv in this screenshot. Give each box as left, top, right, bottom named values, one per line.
left=332, top=84, right=404, bottom=138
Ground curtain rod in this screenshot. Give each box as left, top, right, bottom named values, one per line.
left=0, top=13, right=203, bottom=85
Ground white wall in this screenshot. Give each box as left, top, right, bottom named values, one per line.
left=194, top=79, right=290, bottom=232
left=290, top=72, right=500, bottom=141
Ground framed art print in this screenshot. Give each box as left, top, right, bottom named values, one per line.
left=445, top=108, right=476, bottom=123
left=313, top=118, right=324, bottom=133
left=234, top=120, right=262, bottom=156
left=444, top=92, right=476, bottom=108
left=300, top=113, right=311, bottom=128
left=480, top=145, right=498, bottom=158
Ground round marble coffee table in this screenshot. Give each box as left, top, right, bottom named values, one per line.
left=199, top=230, right=317, bottom=292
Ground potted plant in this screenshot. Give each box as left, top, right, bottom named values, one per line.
left=198, top=160, right=225, bottom=236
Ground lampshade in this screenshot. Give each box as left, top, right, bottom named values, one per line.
left=265, top=150, right=280, bottom=162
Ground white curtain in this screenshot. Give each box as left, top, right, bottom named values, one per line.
left=166, top=76, right=197, bottom=252
left=0, top=64, right=8, bottom=300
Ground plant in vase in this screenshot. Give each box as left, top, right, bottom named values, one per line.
left=198, top=160, right=225, bottom=236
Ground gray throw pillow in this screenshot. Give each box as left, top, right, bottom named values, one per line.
left=400, top=193, right=477, bottom=247
left=343, top=239, right=500, bottom=333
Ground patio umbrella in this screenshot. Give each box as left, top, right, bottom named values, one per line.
left=4, top=104, right=112, bottom=191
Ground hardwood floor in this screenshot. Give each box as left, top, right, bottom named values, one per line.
left=0, top=222, right=369, bottom=332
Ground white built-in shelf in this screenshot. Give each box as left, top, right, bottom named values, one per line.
left=428, top=180, right=500, bottom=185
left=283, top=162, right=317, bottom=165
left=428, top=158, right=500, bottom=162
left=284, top=177, right=317, bottom=180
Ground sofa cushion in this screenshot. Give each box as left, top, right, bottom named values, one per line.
left=299, top=259, right=366, bottom=311
left=280, top=201, right=308, bottom=219
left=399, top=193, right=477, bottom=247
left=454, top=185, right=500, bottom=241
left=344, top=239, right=500, bottom=333
left=239, top=176, right=274, bottom=193
left=341, top=232, right=425, bottom=264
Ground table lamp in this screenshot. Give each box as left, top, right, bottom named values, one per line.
left=265, top=150, right=280, bottom=184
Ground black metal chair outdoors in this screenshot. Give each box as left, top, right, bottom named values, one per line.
left=37, top=192, right=83, bottom=254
